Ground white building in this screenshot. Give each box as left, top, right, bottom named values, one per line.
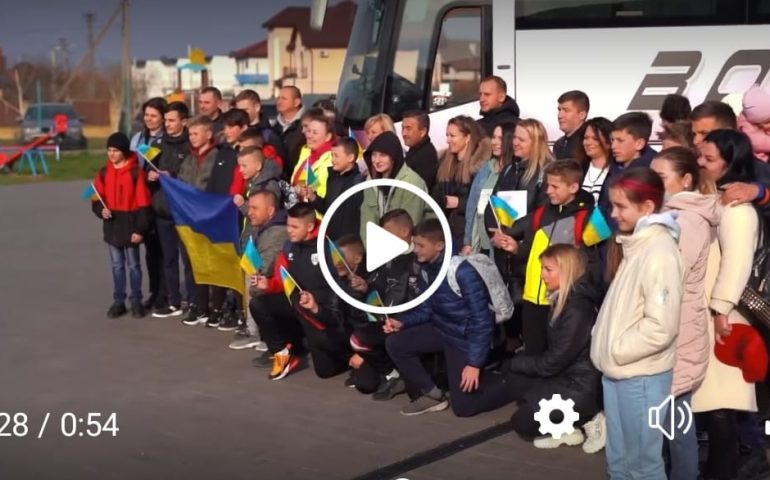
left=132, top=54, right=240, bottom=99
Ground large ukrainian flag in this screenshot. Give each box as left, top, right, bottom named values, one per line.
left=160, top=175, right=244, bottom=294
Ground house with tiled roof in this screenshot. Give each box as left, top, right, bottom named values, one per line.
left=262, top=0, right=355, bottom=96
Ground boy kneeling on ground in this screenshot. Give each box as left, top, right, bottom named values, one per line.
left=384, top=219, right=517, bottom=417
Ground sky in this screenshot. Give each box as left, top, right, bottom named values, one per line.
left=0, top=0, right=326, bottom=66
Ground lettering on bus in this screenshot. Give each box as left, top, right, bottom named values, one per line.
left=628, top=49, right=770, bottom=111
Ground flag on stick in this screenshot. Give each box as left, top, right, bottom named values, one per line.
left=240, top=237, right=263, bottom=276
left=489, top=195, right=518, bottom=228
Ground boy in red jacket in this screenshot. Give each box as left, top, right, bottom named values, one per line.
left=91, top=132, right=153, bottom=318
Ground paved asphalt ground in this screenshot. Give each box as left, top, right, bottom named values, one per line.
left=0, top=181, right=607, bottom=479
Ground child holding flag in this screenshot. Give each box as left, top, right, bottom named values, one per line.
left=89, top=132, right=153, bottom=319
left=492, top=159, right=602, bottom=355
left=254, top=203, right=350, bottom=380
left=304, top=136, right=364, bottom=240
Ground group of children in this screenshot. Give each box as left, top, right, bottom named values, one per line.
left=88, top=81, right=770, bottom=480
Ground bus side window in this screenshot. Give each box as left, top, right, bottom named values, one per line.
left=430, top=8, right=483, bottom=113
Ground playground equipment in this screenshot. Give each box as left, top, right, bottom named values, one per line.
left=0, top=114, right=68, bottom=175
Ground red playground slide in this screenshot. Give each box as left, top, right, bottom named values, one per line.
left=0, top=114, right=69, bottom=170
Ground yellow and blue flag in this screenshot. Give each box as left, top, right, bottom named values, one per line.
left=365, top=290, right=384, bottom=322
left=160, top=175, right=244, bottom=294
left=137, top=144, right=161, bottom=162
left=582, top=207, right=612, bottom=247
left=240, top=237, right=263, bottom=276
left=328, top=237, right=350, bottom=271
left=490, top=195, right=518, bottom=228
left=81, top=182, right=99, bottom=201
left=280, top=265, right=301, bottom=303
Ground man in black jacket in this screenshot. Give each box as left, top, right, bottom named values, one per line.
left=477, top=76, right=520, bottom=137
left=273, top=86, right=305, bottom=178
left=234, top=89, right=288, bottom=168
left=148, top=101, right=195, bottom=318
left=402, top=110, right=438, bottom=190
left=553, top=90, right=589, bottom=160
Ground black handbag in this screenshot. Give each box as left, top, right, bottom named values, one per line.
left=738, top=209, right=770, bottom=332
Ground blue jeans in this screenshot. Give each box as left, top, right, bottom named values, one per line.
left=602, top=370, right=673, bottom=480
left=666, top=392, right=698, bottom=480
left=108, top=244, right=142, bottom=303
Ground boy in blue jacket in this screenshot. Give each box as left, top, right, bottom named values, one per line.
left=384, top=219, right=517, bottom=417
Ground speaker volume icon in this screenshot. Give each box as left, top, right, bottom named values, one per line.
left=648, top=395, right=693, bottom=441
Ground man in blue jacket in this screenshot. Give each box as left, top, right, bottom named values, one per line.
left=384, top=219, right=517, bottom=417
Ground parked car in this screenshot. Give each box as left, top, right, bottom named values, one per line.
left=20, top=103, right=88, bottom=150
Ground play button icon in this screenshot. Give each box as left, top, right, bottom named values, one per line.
left=316, top=178, right=453, bottom=316
left=365, top=222, right=410, bottom=272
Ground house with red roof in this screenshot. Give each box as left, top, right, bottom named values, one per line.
left=261, top=0, right=355, bottom=96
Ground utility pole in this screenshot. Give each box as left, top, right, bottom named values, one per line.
left=120, top=0, right=131, bottom=135
left=85, top=13, right=96, bottom=97
left=85, top=13, right=95, bottom=70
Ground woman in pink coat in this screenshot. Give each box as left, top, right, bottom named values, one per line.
left=738, top=84, right=770, bottom=161
left=651, top=147, right=721, bottom=480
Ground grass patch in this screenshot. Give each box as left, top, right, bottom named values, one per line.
left=0, top=141, right=108, bottom=186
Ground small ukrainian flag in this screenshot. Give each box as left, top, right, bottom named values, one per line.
left=582, top=208, right=612, bottom=247
left=490, top=195, right=519, bottom=228
left=240, top=237, right=263, bottom=276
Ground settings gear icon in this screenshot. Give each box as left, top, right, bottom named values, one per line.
left=533, top=394, right=579, bottom=439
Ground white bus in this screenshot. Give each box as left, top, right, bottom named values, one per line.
left=329, top=0, right=770, bottom=148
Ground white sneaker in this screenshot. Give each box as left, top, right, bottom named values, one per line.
left=533, top=430, right=585, bottom=449
left=581, top=411, right=606, bottom=454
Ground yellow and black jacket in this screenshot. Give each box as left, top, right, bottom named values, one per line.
left=522, top=189, right=595, bottom=306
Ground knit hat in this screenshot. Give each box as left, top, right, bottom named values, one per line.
left=742, top=85, right=770, bottom=124
left=107, top=132, right=131, bottom=157
left=714, top=323, right=769, bottom=383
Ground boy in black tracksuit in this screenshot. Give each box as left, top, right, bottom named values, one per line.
left=305, top=136, right=364, bottom=240
left=254, top=203, right=351, bottom=380
left=147, top=101, right=195, bottom=317
left=192, top=109, right=248, bottom=328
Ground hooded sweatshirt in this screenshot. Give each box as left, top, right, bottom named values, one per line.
left=478, top=96, right=520, bottom=137
left=591, top=213, right=683, bottom=380
left=360, top=131, right=428, bottom=241
left=664, top=192, right=722, bottom=396
left=91, top=154, right=152, bottom=248
left=238, top=159, right=283, bottom=217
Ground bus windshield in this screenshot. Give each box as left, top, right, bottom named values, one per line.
left=335, top=0, right=390, bottom=129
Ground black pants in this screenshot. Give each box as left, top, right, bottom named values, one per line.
left=143, top=225, right=165, bottom=306
left=350, top=323, right=394, bottom=394
left=386, top=323, right=518, bottom=418
left=156, top=217, right=195, bottom=307
left=350, top=362, right=381, bottom=394
left=197, top=285, right=227, bottom=315
left=299, top=311, right=351, bottom=379
left=522, top=302, right=550, bottom=354
left=352, top=323, right=394, bottom=375
left=249, top=294, right=304, bottom=353
left=703, top=409, right=740, bottom=479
